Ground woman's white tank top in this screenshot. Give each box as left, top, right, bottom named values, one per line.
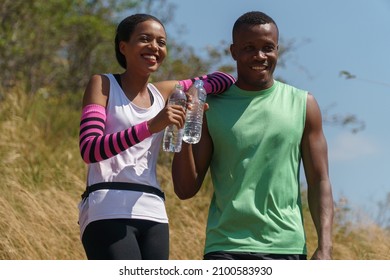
left=78, top=74, right=168, bottom=238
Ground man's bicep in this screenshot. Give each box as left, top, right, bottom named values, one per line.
left=301, top=94, right=330, bottom=186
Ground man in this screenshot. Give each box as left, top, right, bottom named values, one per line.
left=172, top=11, right=334, bottom=260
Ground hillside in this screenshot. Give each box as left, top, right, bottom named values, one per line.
left=0, top=89, right=389, bottom=260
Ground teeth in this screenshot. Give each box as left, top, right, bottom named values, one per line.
left=144, top=55, right=157, bottom=60
left=252, top=63, right=268, bottom=70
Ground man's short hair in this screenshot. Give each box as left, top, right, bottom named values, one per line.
left=232, top=11, right=279, bottom=41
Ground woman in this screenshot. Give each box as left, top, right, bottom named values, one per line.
left=78, top=14, right=235, bottom=260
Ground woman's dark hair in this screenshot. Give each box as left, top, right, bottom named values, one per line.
left=115, top=14, right=165, bottom=69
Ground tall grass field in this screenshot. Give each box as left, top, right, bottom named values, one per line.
left=0, top=89, right=389, bottom=259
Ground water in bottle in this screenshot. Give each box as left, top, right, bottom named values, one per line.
left=162, top=84, right=187, bottom=152
left=183, top=80, right=207, bottom=144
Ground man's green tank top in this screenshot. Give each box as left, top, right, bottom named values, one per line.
left=205, top=80, right=308, bottom=255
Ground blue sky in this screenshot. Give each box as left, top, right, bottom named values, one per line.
left=163, top=0, right=390, bottom=222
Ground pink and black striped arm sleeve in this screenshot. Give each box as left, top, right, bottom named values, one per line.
left=79, top=104, right=152, bottom=164
left=179, top=71, right=236, bottom=95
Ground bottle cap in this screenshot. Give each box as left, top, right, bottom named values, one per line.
left=194, top=80, right=204, bottom=87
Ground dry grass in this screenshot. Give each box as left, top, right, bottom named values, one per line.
left=0, top=89, right=389, bottom=260
left=159, top=162, right=213, bottom=260
left=0, top=90, right=86, bottom=259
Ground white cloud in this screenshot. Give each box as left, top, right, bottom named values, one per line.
left=328, top=132, right=379, bottom=162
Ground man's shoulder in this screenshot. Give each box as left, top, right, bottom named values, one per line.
left=275, top=80, right=308, bottom=95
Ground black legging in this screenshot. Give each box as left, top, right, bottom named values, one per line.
left=82, top=218, right=169, bottom=260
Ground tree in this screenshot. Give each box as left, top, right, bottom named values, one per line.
left=0, top=1, right=71, bottom=93
left=0, top=0, right=140, bottom=95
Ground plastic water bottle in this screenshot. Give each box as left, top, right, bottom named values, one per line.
left=183, top=80, right=207, bottom=144
left=162, top=84, right=187, bottom=152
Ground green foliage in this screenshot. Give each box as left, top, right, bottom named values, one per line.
left=0, top=1, right=69, bottom=92
left=62, top=0, right=141, bottom=91
left=0, top=0, right=232, bottom=98
left=0, top=0, right=140, bottom=94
